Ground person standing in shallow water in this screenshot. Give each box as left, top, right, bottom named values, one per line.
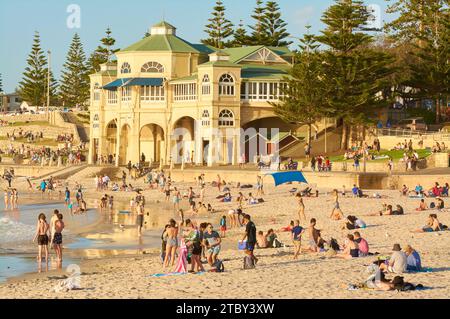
left=33, top=213, right=50, bottom=267
left=52, top=213, right=65, bottom=267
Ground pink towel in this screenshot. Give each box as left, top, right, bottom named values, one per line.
left=174, top=238, right=187, bottom=273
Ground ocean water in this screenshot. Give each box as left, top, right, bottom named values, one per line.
left=0, top=217, right=36, bottom=245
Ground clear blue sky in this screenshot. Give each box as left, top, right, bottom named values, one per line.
left=0, top=0, right=393, bottom=93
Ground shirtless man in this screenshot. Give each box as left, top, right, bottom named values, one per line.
left=296, top=193, right=306, bottom=222
left=49, top=209, right=59, bottom=242
left=52, top=213, right=65, bottom=265
left=307, top=218, right=320, bottom=253
left=33, top=213, right=50, bottom=266
left=163, top=219, right=179, bottom=268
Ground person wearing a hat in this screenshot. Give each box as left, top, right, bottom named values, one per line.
left=379, top=244, right=407, bottom=274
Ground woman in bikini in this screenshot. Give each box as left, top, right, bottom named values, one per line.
left=330, top=189, right=344, bottom=220
left=172, top=187, right=181, bottom=212
left=296, top=193, right=306, bottom=222
left=3, top=189, right=10, bottom=210
left=163, top=219, right=179, bottom=268
left=412, top=214, right=442, bottom=233
left=33, top=213, right=50, bottom=266
left=336, top=234, right=360, bottom=259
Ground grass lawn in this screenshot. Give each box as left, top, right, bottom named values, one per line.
left=329, top=149, right=432, bottom=162
left=5, top=121, right=56, bottom=127
left=0, top=136, right=60, bottom=147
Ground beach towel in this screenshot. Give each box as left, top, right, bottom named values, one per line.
left=174, top=238, right=188, bottom=273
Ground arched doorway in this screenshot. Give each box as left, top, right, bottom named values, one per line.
left=172, top=116, right=195, bottom=164
left=139, top=124, right=165, bottom=164
left=105, top=120, right=117, bottom=156
left=119, top=124, right=131, bottom=165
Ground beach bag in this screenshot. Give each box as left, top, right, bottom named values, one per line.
left=243, top=255, right=255, bottom=270
left=258, top=198, right=265, bottom=203
left=430, top=202, right=436, bottom=209
left=273, top=238, right=283, bottom=248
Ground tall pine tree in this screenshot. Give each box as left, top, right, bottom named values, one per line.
left=271, top=26, right=325, bottom=147
left=59, top=33, right=90, bottom=108
left=87, top=27, right=119, bottom=74
left=19, top=32, right=57, bottom=106
left=261, top=1, right=292, bottom=47
left=248, top=0, right=268, bottom=45
left=386, top=0, right=449, bottom=123
left=231, top=20, right=250, bottom=47
left=0, top=73, right=3, bottom=94
left=317, top=0, right=395, bottom=149
left=201, top=0, right=234, bottom=49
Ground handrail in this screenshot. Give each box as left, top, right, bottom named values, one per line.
left=374, top=128, right=450, bottom=141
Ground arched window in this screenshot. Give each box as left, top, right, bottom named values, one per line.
left=219, top=74, right=235, bottom=96
left=202, top=109, right=210, bottom=126
left=202, top=74, right=211, bottom=95
left=121, top=62, right=131, bottom=74
left=141, top=61, right=164, bottom=73
left=93, top=83, right=101, bottom=101
left=218, top=109, right=234, bottom=127
left=107, top=121, right=117, bottom=129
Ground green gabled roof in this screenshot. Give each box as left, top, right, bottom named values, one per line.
left=221, top=46, right=265, bottom=63
left=120, top=34, right=200, bottom=53
left=191, top=43, right=217, bottom=54
left=222, top=45, right=294, bottom=63
left=169, top=74, right=198, bottom=83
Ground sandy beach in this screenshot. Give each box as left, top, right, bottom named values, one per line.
left=1, top=173, right=449, bottom=299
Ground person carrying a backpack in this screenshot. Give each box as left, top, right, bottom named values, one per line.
left=241, top=214, right=258, bottom=266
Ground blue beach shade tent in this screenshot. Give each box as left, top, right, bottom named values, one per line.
left=265, top=171, right=308, bottom=187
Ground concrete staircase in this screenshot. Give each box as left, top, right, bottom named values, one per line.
left=32, top=164, right=89, bottom=181
left=65, top=165, right=122, bottom=183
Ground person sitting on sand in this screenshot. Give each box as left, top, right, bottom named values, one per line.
left=343, top=215, right=359, bottom=230
left=354, top=232, right=369, bottom=257
left=404, top=245, right=422, bottom=272
left=368, top=204, right=392, bottom=216
left=256, top=230, right=268, bottom=249
left=412, top=214, right=443, bottom=232
left=436, top=197, right=445, bottom=210
left=336, top=234, right=360, bottom=259
left=416, top=199, right=428, bottom=211
left=351, top=184, right=359, bottom=198
left=392, top=204, right=404, bottom=215
left=400, top=185, right=409, bottom=196
left=379, top=244, right=407, bottom=274
left=330, top=189, right=344, bottom=220
left=266, top=229, right=283, bottom=248
left=207, top=204, right=215, bottom=214
left=364, top=266, right=394, bottom=291
left=248, top=193, right=258, bottom=205
left=414, top=184, right=424, bottom=196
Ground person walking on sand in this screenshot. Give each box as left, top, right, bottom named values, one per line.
left=163, top=219, right=179, bottom=268
left=200, top=185, right=205, bottom=203
left=292, top=220, right=304, bottom=260
left=296, top=193, right=306, bottom=222
left=216, top=174, right=222, bottom=192
left=52, top=213, right=65, bottom=266
left=33, top=213, right=50, bottom=266
left=241, top=214, right=258, bottom=265
left=172, top=187, right=181, bottom=212
left=330, top=189, right=344, bottom=220
left=307, top=218, right=320, bottom=253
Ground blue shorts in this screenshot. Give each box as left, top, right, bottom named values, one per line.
left=246, top=242, right=256, bottom=252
